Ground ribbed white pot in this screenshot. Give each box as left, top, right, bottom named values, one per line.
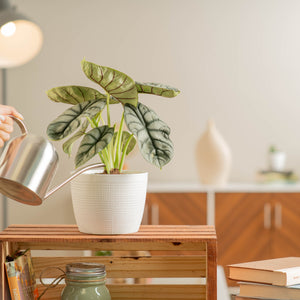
left=70, top=170, right=148, bottom=234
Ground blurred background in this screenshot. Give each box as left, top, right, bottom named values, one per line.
left=1, top=0, right=300, bottom=227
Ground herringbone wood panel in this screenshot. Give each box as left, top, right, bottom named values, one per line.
left=146, top=193, right=207, bottom=225
left=216, top=193, right=272, bottom=285
left=216, top=193, right=272, bottom=265
left=216, top=192, right=300, bottom=286
left=271, top=193, right=300, bottom=257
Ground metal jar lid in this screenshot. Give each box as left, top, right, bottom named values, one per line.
left=66, top=263, right=106, bottom=277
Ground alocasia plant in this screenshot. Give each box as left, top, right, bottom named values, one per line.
left=46, top=59, right=180, bottom=174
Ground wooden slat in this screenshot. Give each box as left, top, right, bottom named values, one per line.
left=0, top=225, right=216, bottom=251
left=37, top=284, right=206, bottom=300
left=0, top=242, right=10, bottom=300
left=206, top=240, right=217, bottom=300
left=3, top=224, right=216, bottom=232
left=32, top=255, right=207, bottom=278
left=0, top=225, right=216, bottom=238
left=16, top=241, right=207, bottom=251
left=108, top=284, right=206, bottom=299
left=7, top=224, right=215, bottom=230
left=0, top=233, right=216, bottom=238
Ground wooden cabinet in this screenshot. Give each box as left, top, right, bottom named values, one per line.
left=271, top=193, right=300, bottom=257
left=144, top=192, right=207, bottom=225
left=144, top=188, right=300, bottom=285
left=215, top=192, right=300, bottom=284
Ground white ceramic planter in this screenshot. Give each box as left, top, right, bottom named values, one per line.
left=269, top=152, right=286, bottom=171
left=71, top=170, right=148, bottom=234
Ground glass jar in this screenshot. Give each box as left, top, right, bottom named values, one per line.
left=61, top=263, right=111, bottom=300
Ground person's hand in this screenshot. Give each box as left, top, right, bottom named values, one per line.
left=0, top=105, right=23, bottom=148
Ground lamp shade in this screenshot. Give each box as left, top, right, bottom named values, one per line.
left=0, top=0, right=43, bottom=68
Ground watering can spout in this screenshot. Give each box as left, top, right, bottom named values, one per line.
left=44, top=163, right=105, bottom=200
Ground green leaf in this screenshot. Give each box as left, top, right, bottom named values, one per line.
left=135, top=82, right=180, bottom=98
left=62, top=120, right=89, bottom=156
left=81, top=59, right=138, bottom=106
left=46, top=86, right=106, bottom=104
left=47, top=99, right=106, bottom=140
left=108, top=96, right=119, bottom=104
left=124, top=103, right=173, bottom=168
left=121, top=131, right=136, bottom=155
left=75, top=126, right=114, bottom=167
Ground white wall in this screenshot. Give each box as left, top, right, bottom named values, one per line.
left=3, top=0, right=300, bottom=226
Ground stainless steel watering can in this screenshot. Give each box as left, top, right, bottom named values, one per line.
left=0, top=116, right=104, bottom=205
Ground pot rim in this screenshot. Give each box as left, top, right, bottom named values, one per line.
left=72, top=169, right=148, bottom=176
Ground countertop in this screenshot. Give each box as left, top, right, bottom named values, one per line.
left=147, top=182, right=300, bottom=193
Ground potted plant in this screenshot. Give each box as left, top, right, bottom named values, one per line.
left=46, top=59, right=180, bottom=234
left=268, top=145, right=286, bottom=172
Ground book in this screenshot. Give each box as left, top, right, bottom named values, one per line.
left=228, top=257, right=300, bottom=286
left=235, top=297, right=276, bottom=300
left=238, top=282, right=300, bottom=300
left=256, top=170, right=298, bottom=184
left=5, top=249, right=39, bottom=300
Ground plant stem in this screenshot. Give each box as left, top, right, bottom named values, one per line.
left=114, top=114, right=124, bottom=169
left=101, top=148, right=111, bottom=174
left=99, top=113, right=105, bottom=125
left=119, top=134, right=134, bottom=172
left=98, top=152, right=107, bottom=170
left=106, top=93, right=111, bottom=126
left=95, top=112, right=101, bottom=126
left=112, top=124, right=117, bottom=167
left=87, top=117, right=97, bottom=129
left=118, top=113, right=124, bottom=162
left=104, top=92, right=115, bottom=172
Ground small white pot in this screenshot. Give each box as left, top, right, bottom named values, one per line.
left=71, top=170, right=148, bottom=234
left=269, top=152, right=286, bottom=172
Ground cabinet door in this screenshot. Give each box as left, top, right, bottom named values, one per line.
left=271, top=193, right=300, bottom=257
left=146, top=193, right=207, bottom=225
left=215, top=193, right=272, bottom=268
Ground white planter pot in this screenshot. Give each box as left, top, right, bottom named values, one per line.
left=71, top=170, right=148, bottom=234
left=269, top=152, right=286, bottom=172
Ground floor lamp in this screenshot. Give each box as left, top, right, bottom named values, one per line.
left=0, top=0, right=43, bottom=229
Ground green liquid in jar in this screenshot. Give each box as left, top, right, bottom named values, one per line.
left=61, top=263, right=111, bottom=300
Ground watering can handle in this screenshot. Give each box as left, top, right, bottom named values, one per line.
left=44, top=163, right=105, bottom=199
left=9, top=115, right=28, bottom=135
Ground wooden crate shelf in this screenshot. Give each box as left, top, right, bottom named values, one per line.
left=0, top=224, right=217, bottom=300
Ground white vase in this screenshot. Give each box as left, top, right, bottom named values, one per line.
left=195, top=120, right=231, bottom=186
left=71, top=170, right=148, bottom=234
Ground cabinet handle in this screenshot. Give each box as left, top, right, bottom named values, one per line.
left=264, top=203, right=272, bottom=229
left=151, top=203, right=159, bottom=225
left=274, top=202, right=282, bottom=229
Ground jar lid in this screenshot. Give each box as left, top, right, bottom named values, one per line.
left=66, top=263, right=106, bottom=277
